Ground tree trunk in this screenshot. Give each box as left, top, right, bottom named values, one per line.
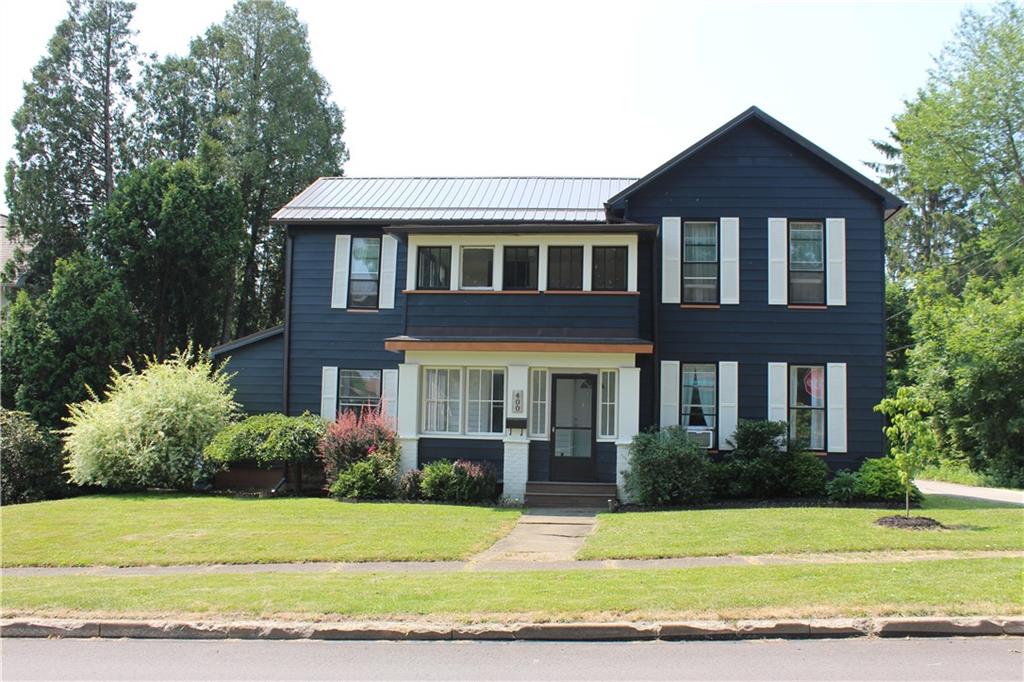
left=905, top=488, right=910, bottom=519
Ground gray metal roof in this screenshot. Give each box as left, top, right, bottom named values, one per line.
left=272, top=177, right=638, bottom=223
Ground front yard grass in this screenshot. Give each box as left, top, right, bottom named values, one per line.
left=579, top=495, right=1024, bottom=560
left=2, top=558, right=1019, bottom=622
left=0, top=494, right=520, bottom=566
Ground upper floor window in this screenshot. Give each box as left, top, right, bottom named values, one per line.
left=461, top=247, right=494, bottom=289
left=548, top=246, right=584, bottom=290
left=592, top=246, right=627, bottom=291
left=339, top=369, right=382, bottom=414
left=789, top=221, right=824, bottom=304
left=681, top=363, right=716, bottom=448
left=503, top=246, right=539, bottom=290
left=789, top=365, right=825, bottom=450
left=683, top=221, right=718, bottom=304
left=349, top=237, right=381, bottom=308
left=417, top=246, right=451, bottom=290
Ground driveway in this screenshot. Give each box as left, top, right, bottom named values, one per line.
left=916, top=479, right=1024, bottom=505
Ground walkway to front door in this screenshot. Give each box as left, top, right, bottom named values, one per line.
left=468, top=509, right=597, bottom=565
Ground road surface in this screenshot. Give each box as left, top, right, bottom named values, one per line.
left=2, top=637, right=1021, bottom=681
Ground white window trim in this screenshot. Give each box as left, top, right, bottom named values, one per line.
left=420, top=366, right=507, bottom=438
left=459, top=245, right=496, bottom=291
left=409, top=234, right=638, bottom=293
left=598, top=369, right=618, bottom=439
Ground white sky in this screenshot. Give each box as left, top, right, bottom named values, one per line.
left=0, top=0, right=985, bottom=213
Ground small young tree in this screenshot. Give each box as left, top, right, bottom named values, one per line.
left=874, top=387, right=938, bottom=517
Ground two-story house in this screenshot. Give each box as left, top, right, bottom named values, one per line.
left=212, top=106, right=902, bottom=505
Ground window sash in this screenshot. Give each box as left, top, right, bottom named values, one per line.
left=503, top=246, right=539, bottom=290
left=592, top=246, right=627, bottom=291
left=529, top=368, right=549, bottom=438
left=599, top=370, right=617, bottom=438
left=547, top=246, right=584, bottom=291
left=466, top=368, right=505, bottom=434
left=460, top=247, right=494, bottom=289
left=681, top=363, right=717, bottom=432
left=423, top=368, right=461, bottom=433
left=788, top=365, right=825, bottom=450
left=683, top=222, right=719, bottom=303
left=348, top=238, right=381, bottom=309
left=417, top=246, right=452, bottom=290
left=339, top=369, right=382, bottom=413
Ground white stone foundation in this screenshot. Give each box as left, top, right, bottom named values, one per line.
left=502, top=438, right=530, bottom=502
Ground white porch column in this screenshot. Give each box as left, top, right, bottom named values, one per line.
left=615, top=366, right=641, bottom=501
left=397, top=363, right=420, bottom=474
left=502, top=364, right=530, bottom=502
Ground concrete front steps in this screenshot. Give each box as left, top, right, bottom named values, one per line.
left=524, top=481, right=617, bottom=508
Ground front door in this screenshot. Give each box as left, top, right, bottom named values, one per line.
left=549, top=374, right=597, bottom=481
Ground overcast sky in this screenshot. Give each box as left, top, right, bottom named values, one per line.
left=0, top=0, right=985, bottom=213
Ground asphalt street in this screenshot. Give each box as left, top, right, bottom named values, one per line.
left=2, top=636, right=1021, bottom=681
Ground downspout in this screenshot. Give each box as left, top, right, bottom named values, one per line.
left=282, top=227, right=293, bottom=416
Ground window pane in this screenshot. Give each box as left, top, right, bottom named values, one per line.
left=424, top=368, right=460, bottom=433
left=681, top=364, right=716, bottom=432
left=789, top=223, right=823, bottom=270
left=790, top=270, right=824, bottom=305
left=547, top=246, right=583, bottom=290
left=461, top=248, right=493, bottom=288
left=466, top=368, right=504, bottom=434
left=592, top=246, right=627, bottom=291
left=790, top=366, right=825, bottom=408
left=529, top=369, right=548, bottom=437
left=683, top=262, right=718, bottom=303
left=599, top=370, right=617, bottom=437
left=789, top=408, right=825, bottom=450
left=339, top=369, right=382, bottom=413
left=417, top=247, right=451, bottom=289
left=503, top=246, right=539, bottom=290
left=348, top=238, right=381, bottom=309
left=684, top=222, right=718, bottom=262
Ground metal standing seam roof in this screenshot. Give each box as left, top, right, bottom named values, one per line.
left=272, top=177, right=639, bottom=223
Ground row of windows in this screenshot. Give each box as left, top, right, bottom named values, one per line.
left=417, top=245, right=629, bottom=292
left=680, top=219, right=826, bottom=305
left=679, top=363, right=825, bottom=450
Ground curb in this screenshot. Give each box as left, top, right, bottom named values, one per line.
left=2, top=617, right=1022, bottom=641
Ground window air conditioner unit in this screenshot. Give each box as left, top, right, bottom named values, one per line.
left=686, top=428, right=715, bottom=449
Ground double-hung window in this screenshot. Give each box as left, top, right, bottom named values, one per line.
left=547, top=246, right=584, bottom=290
left=417, top=246, right=452, bottom=290
left=461, top=247, right=494, bottom=289
left=338, top=369, right=382, bottom=414
left=466, top=369, right=505, bottom=434
left=789, top=365, right=825, bottom=450
left=503, top=246, right=539, bottom=290
left=681, top=363, right=716, bottom=447
left=592, top=247, right=628, bottom=291
left=788, top=221, right=825, bottom=304
left=349, top=237, right=381, bottom=308
left=683, top=221, right=718, bottom=303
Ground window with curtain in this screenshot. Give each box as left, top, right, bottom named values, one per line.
left=461, top=247, right=494, bottom=289
left=789, top=222, right=825, bottom=304
left=423, top=368, right=461, bottom=433
left=417, top=246, right=452, bottom=290
left=592, top=246, right=627, bottom=291
left=789, top=365, right=825, bottom=450
left=339, top=369, right=382, bottom=414
left=547, top=246, right=584, bottom=290
left=681, top=364, right=716, bottom=445
left=503, top=246, right=539, bottom=290
left=466, top=368, right=505, bottom=434
left=529, top=368, right=548, bottom=438
left=348, top=237, right=381, bottom=308
left=683, top=222, right=718, bottom=303
left=599, top=370, right=617, bottom=438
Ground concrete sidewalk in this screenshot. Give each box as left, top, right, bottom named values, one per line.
left=916, top=479, right=1024, bottom=505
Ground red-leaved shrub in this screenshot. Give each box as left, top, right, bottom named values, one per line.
left=318, top=405, right=399, bottom=487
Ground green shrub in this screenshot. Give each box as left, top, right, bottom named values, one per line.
left=398, top=469, right=423, bottom=500
left=789, top=452, right=829, bottom=498
left=917, top=461, right=1004, bottom=488
left=419, top=459, right=498, bottom=503
left=63, top=348, right=237, bottom=490
left=717, top=420, right=795, bottom=498
left=204, top=413, right=324, bottom=470
left=854, top=457, right=923, bottom=503
left=826, top=470, right=858, bottom=503
left=624, top=427, right=712, bottom=506
left=319, top=406, right=399, bottom=486
left=0, top=409, right=69, bottom=504
left=329, top=456, right=396, bottom=500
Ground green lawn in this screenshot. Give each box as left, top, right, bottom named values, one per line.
left=0, top=494, right=520, bottom=566
left=580, top=495, right=1024, bottom=560
left=2, top=558, right=1019, bottom=621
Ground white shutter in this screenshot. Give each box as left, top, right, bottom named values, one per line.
left=660, top=360, right=680, bottom=428
left=661, top=217, right=681, bottom=304
left=379, top=235, right=398, bottom=309
left=826, top=218, right=846, bottom=306
left=720, top=217, right=740, bottom=305
left=827, top=363, right=848, bottom=453
left=381, top=368, right=399, bottom=424
left=767, top=362, right=787, bottom=422
left=768, top=218, right=787, bottom=305
left=331, top=235, right=351, bottom=309
left=320, top=366, right=339, bottom=421
left=718, top=361, right=738, bottom=450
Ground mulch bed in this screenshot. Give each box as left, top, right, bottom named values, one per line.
left=874, top=515, right=945, bottom=530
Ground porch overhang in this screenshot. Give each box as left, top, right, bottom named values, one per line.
left=384, top=335, right=654, bottom=354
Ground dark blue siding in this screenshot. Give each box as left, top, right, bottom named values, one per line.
left=286, top=227, right=406, bottom=415
left=595, top=442, right=617, bottom=483
left=417, top=438, right=504, bottom=479
left=406, top=293, right=640, bottom=339
left=528, top=440, right=549, bottom=481
left=628, top=118, right=885, bottom=468
left=219, top=333, right=284, bottom=415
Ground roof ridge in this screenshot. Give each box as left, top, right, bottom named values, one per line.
left=314, top=175, right=641, bottom=181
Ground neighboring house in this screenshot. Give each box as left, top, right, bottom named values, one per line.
left=212, top=106, right=902, bottom=504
